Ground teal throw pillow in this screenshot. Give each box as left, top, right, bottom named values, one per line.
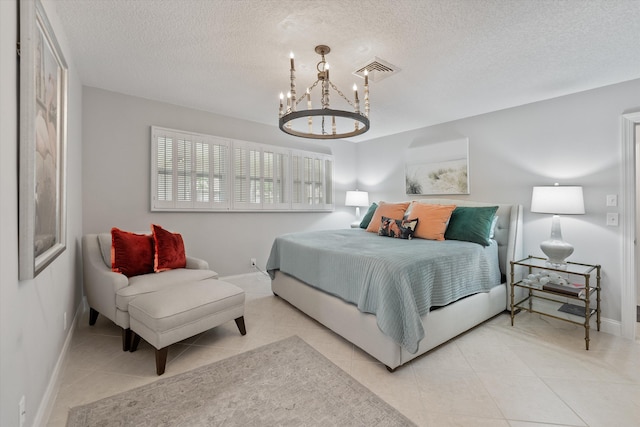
left=444, top=206, right=499, bottom=246
left=359, top=202, right=378, bottom=229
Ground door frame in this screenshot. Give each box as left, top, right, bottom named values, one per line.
left=621, top=111, right=639, bottom=339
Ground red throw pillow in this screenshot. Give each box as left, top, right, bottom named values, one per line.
left=111, top=228, right=155, bottom=277
left=152, top=224, right=187, bottom=272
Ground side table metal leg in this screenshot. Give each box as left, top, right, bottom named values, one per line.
left=585, top=299, right=591, bottom=350
left=585, top=324, right=590, bottom=350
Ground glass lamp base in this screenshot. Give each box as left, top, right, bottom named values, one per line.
left=540, top=239, right=574, bottom=267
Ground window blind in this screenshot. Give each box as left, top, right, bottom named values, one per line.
left=152, top=126, right=332, bottom=212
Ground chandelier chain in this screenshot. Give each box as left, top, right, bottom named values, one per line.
left=295, top=80, right=321, bottom=107
left=293, top=80, right=360, bottom=112
left=329, top=81, right=355, bottom=109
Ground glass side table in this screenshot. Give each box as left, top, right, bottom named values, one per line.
left=510, top=255, right=601, bottom=350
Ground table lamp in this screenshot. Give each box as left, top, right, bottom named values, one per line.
left=531, top=183, right=585, bottom=267
left=345, top=190, right=369, bottom=219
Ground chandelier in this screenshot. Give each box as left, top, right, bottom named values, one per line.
left=278, top=45, right=370, bottom=139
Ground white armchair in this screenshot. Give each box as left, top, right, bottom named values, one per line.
left=82, top=233, right=218, bottom=350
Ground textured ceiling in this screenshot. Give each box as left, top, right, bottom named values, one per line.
left=54, top=0, right=640, bottom=142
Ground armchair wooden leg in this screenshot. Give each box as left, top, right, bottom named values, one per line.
left=156, top=347, right=168, bottom=375
left=234, top=316, right=246, bottom=335
left=89, top=308, right=99, bottom=325
left=122, top=328, right=132, bottom=351
left=129, top=331, right=141, bottom=352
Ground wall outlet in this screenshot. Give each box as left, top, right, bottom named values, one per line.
left=250, top=258, right=257, bottom=267
left=19, top=395, right=25, bottom=427
left=63, top=311, right=67, bottom=331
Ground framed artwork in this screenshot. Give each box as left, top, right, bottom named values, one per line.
left=19, top=0, right=68, bottom=279
left=405, top=137, right=469, bottom=195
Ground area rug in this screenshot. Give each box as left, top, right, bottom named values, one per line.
left=67, top=336, right=415, bottom=426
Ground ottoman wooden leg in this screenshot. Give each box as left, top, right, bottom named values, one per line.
left=156, top=347, right=169, bottom=375
left=234, top=316, right=246, bottom=335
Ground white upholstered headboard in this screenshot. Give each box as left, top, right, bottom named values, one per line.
left=411, top=199, right=524, bottom=279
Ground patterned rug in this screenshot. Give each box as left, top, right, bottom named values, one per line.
left=66, top=336, right=415, bottom=426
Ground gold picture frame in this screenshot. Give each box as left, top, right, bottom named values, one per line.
left=19, top=0, right=68, bottom=279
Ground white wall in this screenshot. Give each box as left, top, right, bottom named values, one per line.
left=356, top=78, right=640, bottom=324
left=0, top=1, right=83, bottom=426
left=82, top=87, right=358, bottom=276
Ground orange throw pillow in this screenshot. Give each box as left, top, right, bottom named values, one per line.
left=365, top=201, right=410, bottom=233
left=111, top=228, right=155, bottom=277
left=408, top=203, right=457, bottom=240
left=152, top=224, right=187, bottom=272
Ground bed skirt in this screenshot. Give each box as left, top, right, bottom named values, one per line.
left=272, top=270, right=508, bottom=370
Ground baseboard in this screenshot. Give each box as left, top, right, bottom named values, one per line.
left=33, top=299, right=85, bottom=426
left=220, top=271, right=270, bottom=281
left=598, top=316, right=622, bottom=337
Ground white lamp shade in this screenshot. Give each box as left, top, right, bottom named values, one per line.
left=531, top=185, right=585, bottom=215
left=345, top=190, right=369, bottom=207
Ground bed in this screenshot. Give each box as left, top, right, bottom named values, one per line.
left=267, top=199, right=523, bottom=371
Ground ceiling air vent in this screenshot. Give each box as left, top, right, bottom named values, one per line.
left=353, top=57, right=400, bottom=83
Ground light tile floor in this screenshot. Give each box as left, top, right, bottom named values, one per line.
left=48, top=273, right=640, bottom=426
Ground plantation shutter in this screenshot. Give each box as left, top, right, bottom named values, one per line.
left=290, top=150, right=333, bottom=210
left=151, top=127, right=230, bottom=210
left=262, top=149, right=289, bottom=209
left=233, top=142, right=261, bottom=210
left=155, top=134, right=173, bottom=208
left=152, top=126, right=330, bottom=212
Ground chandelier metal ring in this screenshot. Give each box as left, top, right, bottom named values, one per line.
left=279, top=109, right=370, bottom=139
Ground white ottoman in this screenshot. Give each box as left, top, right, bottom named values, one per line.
left=128, top=278, right=246, bottom=375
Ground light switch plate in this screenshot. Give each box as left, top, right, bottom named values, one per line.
left=606, top=194, right=617, bottom=207
left=606, top=212, right=619, bottom=226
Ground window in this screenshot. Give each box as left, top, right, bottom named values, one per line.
left=152, top=127, right=230, bottom=210
left=151, top=126, right=333, bottom=212
left=232, top=141, right=290, bottom=210
left=291, top=150, right=333, bottom=210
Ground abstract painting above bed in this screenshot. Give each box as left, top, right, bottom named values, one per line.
left=266, top=229, right=501, bottom=353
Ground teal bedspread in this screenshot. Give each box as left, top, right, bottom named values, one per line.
left=266, top=228, right=501, bottom=353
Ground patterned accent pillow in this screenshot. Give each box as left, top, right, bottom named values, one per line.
left=378, top=216, right=419, bottom=240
